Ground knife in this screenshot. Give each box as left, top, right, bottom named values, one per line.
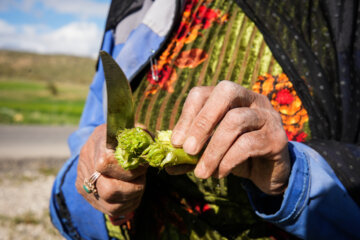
left=99, top=50, right=134, bottom=149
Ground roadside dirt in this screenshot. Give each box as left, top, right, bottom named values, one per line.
left=0, top=168, right=64, bottom=240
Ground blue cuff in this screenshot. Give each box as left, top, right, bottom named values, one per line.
left=245, top=142, right=310, bottom=224
left=245, top=141, right=360, bottom=239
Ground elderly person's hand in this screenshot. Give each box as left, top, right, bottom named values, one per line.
left=169, top=81, right=290, bottom=195
left=75, top=124, right=147, bottom=216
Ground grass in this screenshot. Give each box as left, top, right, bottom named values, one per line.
left=12, top=211, right=40, bottom=225
left=0, top=211, right=39, bottom=226
left=38, top=167, right=60, bottom=176
left=0, top=50, right=96, bottom=84
left=0, top=50, right=96, bottom=125
left=0, top=210, right=63, bottom=239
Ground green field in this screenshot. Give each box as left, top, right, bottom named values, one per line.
left=0, top=50, right=96, bottom=125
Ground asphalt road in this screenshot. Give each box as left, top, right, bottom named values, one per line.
left=0, top=125, right=78, bottom=172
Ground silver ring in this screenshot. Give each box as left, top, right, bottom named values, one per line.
left=83, top=171, right=101, bottom=194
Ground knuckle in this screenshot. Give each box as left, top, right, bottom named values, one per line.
left=224, top=109, right=243, bottom=127
left=273, top=130, right=288, bottom=149
left=96, top=155, right=106, bottom=166
left=182, top=87, right=204, bottom=115
left=95, top=157, right=108, bottom=173
left=99, top=183, right=117, bottom=202
left=188, top=86, right=204, bottom=99
left=131, top=183, right=145, bottom=196
left=257, top=94, right=272, bottom=107
left=272, top=110, right=283, bottom=123
left=249, top=109, right=263, bottom=125
left=120, top=183, right=145, bottom=200
left=193, top=115, right=211, bottom=131
left=217, top=80, right=237, bottom=95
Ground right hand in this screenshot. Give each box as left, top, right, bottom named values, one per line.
left=75, top=124, right=147, bottom=217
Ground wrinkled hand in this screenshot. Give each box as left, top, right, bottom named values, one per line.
left=75, top=124, right=147, bottom=216
left=169, top=81, right=290, bottom=195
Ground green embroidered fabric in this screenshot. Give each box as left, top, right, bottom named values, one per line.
left=105, top=215, right=131, bottom=240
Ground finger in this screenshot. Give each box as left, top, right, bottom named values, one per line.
left=194, top=108, right=266, bottom=179
left=96, top=174, right=146, bottom=204
left=75, top=161, right=90, bottom=194
left=77, top=151, right=90, bottom=178
left=75, top=173, right=144, bottom=215
left=84, top=123, right=146, bottom=181
left=171, top=86, right=213, bottom=147
left=96, top=195, right=142, bottom=217
left=217, top=130, right=272, bottom=178
left=182, top=81, right=254, bottom=155
left=79, top=137, right=96, bottom=174
left=107, top=197, right=142, bottom=217
left=95, top=147, right=148, bottom=181
left=250, top=92, right=273, bottom=110
left=134, top=122, right=147, bottom=129
left=165, top=164, right=195, bottom=175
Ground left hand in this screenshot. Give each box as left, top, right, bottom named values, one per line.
left=75, top=124, right=147, bottom=217
left=169, top=81, right=290, bottom=195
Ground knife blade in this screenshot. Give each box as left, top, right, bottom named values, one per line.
left=100, top=50, right=134, bottom=149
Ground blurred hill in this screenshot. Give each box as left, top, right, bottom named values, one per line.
left=0, top=50, right=96, bottom=84
left=0, top=50, right=97, bottom=125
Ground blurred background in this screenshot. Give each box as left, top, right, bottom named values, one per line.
left=0, top=0, right=110, bottom=239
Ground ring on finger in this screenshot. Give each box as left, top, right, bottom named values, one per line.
left=83, top=171, right=101, bottom=195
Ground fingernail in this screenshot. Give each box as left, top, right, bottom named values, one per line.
left=171, top=131, right=184, bottom=146
left=183, top=136, right=197, bottom=155
left=194, top=161, right=206, bottom=178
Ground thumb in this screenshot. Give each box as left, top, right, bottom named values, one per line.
left=96, top=147, right=148, bottom=182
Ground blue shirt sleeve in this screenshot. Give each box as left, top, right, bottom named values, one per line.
left=49, top=30, right=116, bottom=239
left=48, top=71, right=109, bottom=239
left=244, top=141, right=360, bottom=239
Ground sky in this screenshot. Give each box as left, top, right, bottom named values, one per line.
left=0, top=0, right=111, bottom=58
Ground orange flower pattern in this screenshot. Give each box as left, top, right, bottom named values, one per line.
left=252, top=73, right=310, bottom=142
left=145, top=0, right=228, bottom=96
left=174, top=49, right=208, bottom=68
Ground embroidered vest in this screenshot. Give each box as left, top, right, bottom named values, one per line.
left=108, top=0, right=309, bottom=239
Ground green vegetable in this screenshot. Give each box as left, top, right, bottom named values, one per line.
left=115, top=128, right=198, bottom=170
left=114, top=127, right=153, bottom=170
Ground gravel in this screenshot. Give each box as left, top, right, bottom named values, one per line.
left=0, top=125, right=75, bottom=240
left=0, top=170, right=64, bottom=240
left=0, top=169, right=64, bottom=240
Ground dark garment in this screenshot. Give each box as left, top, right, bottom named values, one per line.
left=236, top=0, right=360, bottom=206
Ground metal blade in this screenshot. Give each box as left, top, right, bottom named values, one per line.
left=100, top=50, right=134, bottom=149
